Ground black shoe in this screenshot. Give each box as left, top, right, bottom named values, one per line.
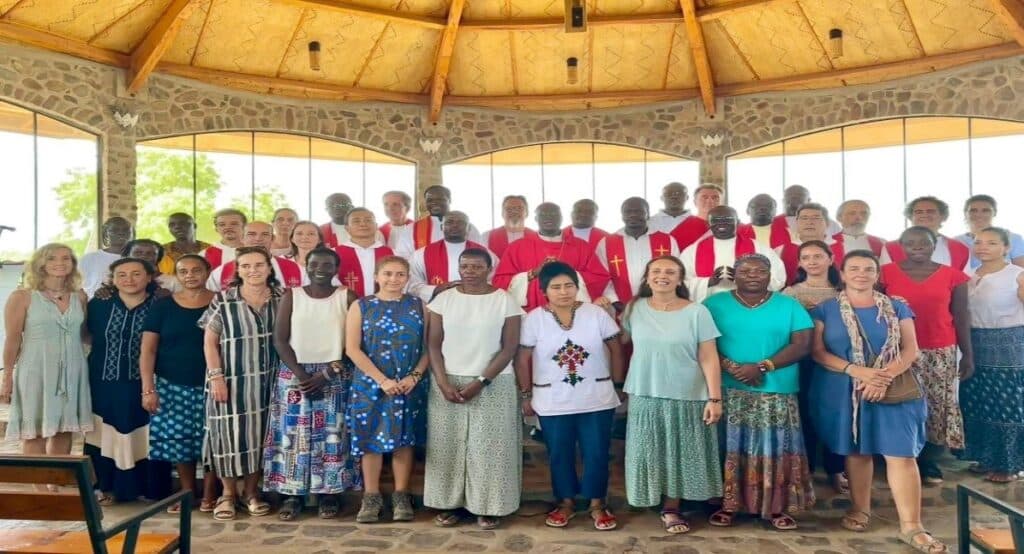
left=918, top=460, right=944, bottom=485
left=529, top=427, right=544, bottom=442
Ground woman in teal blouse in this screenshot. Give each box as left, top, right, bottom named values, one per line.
left=703, top=254, right=815, bottom=531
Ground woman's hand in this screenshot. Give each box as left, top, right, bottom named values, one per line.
left=299, top=371, right=327, bottom=398
left=958, top=357, right=975, bottom=381
left=703, top=400, right=722, bottom=425
left=210, top=378, right=228, bottom=403
left=438, top=381, right=464, bottom=404
left=396, top=375, right=418, bottom=394
left=379, top=378, right=402, bottom=396
left=0, top=380, right=12, bottom=404
left=729, top=363, right=762, bottom=386
left=142, top=392, right=160, bottom=414
left=859, top=382, right=888, bottom=402
left=521, top=398, right=536, bottom=417
left=457, top=380, right=483, bottom=402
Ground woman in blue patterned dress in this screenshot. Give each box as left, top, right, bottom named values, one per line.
left=346, top=255, right=429, bottom=523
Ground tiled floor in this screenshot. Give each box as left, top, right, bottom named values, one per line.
left=2, top=406, right=1020, bottom=553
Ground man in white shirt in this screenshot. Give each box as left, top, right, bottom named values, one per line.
left=738, top=194, right=787, bottom=248
left=482, top=195, right=536, bottom=258
left=681, top=206, right=785, bottom=302
left=834, top=199, right=886, bottom=257
left=80, top=216, right=133, bottom=298
left=561, top=199, right=608, bottom=252
left=200, top=208, right=246, bottom=269
left=593, top=197, right=680, bottom=312
left=381, top=190, right=413, bottom=250
left=408, top=211, right=493, bottom=303
left=774, top=185, right=842, bottom=241
left=335, top=208, right=394, bottom=297
left=207, top=221, right=308, bottom=291
left=395, top=185, right=482, bottom=258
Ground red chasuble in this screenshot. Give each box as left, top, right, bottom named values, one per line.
left=692, top=235, right=757, bottom=277
left=493, top=235, right=611, bottom=311
left=334, top=245, right=394, bottom=297
left=320, top=223, right=342, bottom=248
left=412, top=217, right=439, bottom=251
left=603, top=232, right=675, bottom=303
left=776, top=241, right=844, bottom=286
left=423, top=240, right=486, bottom=285
left=831, top=232, right=885, bottom=266
left=486, top=228, right=538, bottom=258
left=561, top=226, right=609, bottom=252
left=204, top=245, right=225, bottom=269
left=883, top=237, right=969, bottom=270
left=738, top=222, right=791, bottom=249
left=379, top=219, right=412, bottom=243
left=219, top=257, right=302, bottom=289
left=669, top=216, right=710, bottom=251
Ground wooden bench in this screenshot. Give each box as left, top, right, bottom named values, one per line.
left=957, top=483, right=1024, bottom=554
left=0, top=454, right=191, bottom=554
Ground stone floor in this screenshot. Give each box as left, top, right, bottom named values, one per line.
left=3, top=404, right=1021, bottom=554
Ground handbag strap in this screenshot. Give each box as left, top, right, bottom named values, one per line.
left=851, top=313, right=882, bottom=368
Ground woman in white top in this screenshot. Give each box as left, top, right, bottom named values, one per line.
left=961, top=227, right=1024, bottom=483
left=266, top=247, right=360, bottom=520
left=426, top=247, right=524, bottom=530
left=516, top=261, right=624, bottom=531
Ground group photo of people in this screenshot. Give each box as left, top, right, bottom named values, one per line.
left=5, top=181, right=1024, bottom=554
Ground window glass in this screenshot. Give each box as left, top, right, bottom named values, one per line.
left=726, top=142, right=784, bottom=218
left=0, top=102, right=38, bottom=259
left=491, top=147, right=543, bottom=231
left=785, top=129, right=842, bottom=218
left=442, top=162, right=494, bottom=231
left=135, top=143, right=197, bottom=243
left=905, top=118, right=969, bottom=236
left=254, top=132, right=310, bottom=222
left=843, top=121, right=905, bottom=240
left=595, top=144, right=645, bottom=231
left=364, top=153, right=415, bottom=227
left=970, top=119, right=1024, bottom=228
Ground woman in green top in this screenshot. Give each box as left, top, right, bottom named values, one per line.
left=621, top=256, right=723, bottom=535
left=703, top=253, right=815, bottom=531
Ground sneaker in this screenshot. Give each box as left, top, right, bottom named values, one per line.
left=392, top=491, right=415, bottom=522
left=356, top=493, right=384, bottom=523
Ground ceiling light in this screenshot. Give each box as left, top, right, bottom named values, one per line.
left=308, top=41, right=321, bottom=71
left=566, top=57, right=579, bottom=85
left=829, top=29, right=843, bottom=59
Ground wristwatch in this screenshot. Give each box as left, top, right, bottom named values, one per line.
left=477, top=375, right=492, bottom=387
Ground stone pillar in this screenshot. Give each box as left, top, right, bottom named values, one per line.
left=699, top=149, right=726, bottom=189
left=102, top=130, right=138, bottom=222
left=415, top=156, right=443, bottom=216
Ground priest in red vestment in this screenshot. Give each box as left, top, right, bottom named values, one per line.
left=593, top=197, right=679, bottom=312
left=482, top=195, right=537, bottom=258
left=493, top=202, right=610, bottom=311
left=561, top=198, right=608, bottom=252
left=680, top=206, right=785, bottom=301
left=833, top=199, right=886, bottom=264
left=774, top=203, right=843, bottom=285
left=207, top=221, right=307, bottom=291
left=408, top=211, right=493, bottom=303
left=320, top=192, right=355, bottom=248
left=394, top=185, right=481, bottom=258
left=380, top=190, right=413, bottom=246
left=648, top=182, right=722, bottom=250
left=738, top=194, right=790, bottom=249
left=334, top=208, right=394, bottom=297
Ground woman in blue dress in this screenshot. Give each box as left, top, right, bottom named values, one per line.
left=345, top=255, right=429, bottom=523
left=809, top=249, right=946, bottom=553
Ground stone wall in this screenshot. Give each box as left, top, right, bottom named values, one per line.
left=1, top=41, right=1023, bottom=223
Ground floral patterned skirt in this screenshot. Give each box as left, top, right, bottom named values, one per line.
left=912, top=345, right=964, bottom=449
left=721, top=389, right=814, bottom=518
left=262, top=362, right=361, bottom=496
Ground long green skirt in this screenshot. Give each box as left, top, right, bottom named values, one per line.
left=626, top=395, right=723, bottom=507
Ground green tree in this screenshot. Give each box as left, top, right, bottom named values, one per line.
left=52, top=170, right=99, bottom=255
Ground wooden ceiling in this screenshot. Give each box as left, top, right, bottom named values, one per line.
left=0, top=0, right=1023, bottom=121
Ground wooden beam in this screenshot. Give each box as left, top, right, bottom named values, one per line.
left=127, top=0, right=199, bottom=93
left=428, top=0, right=466, bottom=123
left=715, top=42, right=1024, bottom=96
left=462, top=11, right=683, bottom=31
left=278, top=0, right=446, bottom=29
left=680, top=0, right=715, bottom=115
left=990, top=0, right=1024, bottom=47
left=157, top=62, right=429, bottom=104
left=0, top=19, right=129, bottom=66
left=446, top=88, right=702, bottom=109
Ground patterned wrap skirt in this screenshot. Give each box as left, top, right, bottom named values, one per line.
left=262, top=362, right=361, bottom=496
left=721, top=389, right=814, bottom=517
left=626, top=396, right=722, bottom=506
left=962, top=327, right=1024, bottom=474
left=423, top=374, right=522, bottom=517
left=149, top=376, right=205, bottom=463
left=911, top=345, right=965, bottom=449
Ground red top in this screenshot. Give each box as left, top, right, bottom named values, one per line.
left=880, top=263, right=968, bottom=349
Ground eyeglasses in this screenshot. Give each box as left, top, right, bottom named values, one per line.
left=797, top=216, right=824, bottom=222
left=708, top=217, right=736, bottom=224
left=735, top=268, right=770, bottom=276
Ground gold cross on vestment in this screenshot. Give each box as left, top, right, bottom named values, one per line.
left=342, top=271, right=359, bottom=289
left=609, top=255, right=624, bottom=275
left=654, top=244, right=670, bottom=257
left=431, top=276, right=445, bottom=285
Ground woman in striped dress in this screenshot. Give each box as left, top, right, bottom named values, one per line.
left=200, top=247, right=281, bottom=521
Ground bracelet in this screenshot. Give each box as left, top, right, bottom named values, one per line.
left=761, top=358, right=776, bottom=372
left=519, top=390, right=532, bottom=400
left=410, top=370, right=425, bottom=382
left=206, top=374, right=225, bottom=382
left=207, top=367, right=224, bottom=378
left=141, top=390, right=156, bottom=397
left=842, top=362, right=853, bottom=374
left=707, top=398, right=722, bottom=404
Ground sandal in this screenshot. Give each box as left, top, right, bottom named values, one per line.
left=590, top=505, right=617, bottom=531
left=830, top=473, right=850, bottom=495
left=357, top=493, right=384, bottom=524
left=766, top=513, right=798, bottom=531
left=898, top=528, right=948, bottom=553
left=985, top=472, right=1019, bottom=483
left=840, top=510, right=870, bottom=532
left=708, top=509, right=735, bottom=527
left=318, top=495, right=340, bottom=519
left=96, top=492, right=115, bottom=506
left=545, top=503, right=577, bottom=528
left=391, top=492, right=414, bottom=522
left=213, top=496, right=236, bottom=521
left=659, top=510, right=691, bottom=534
left=166, top=502, right=183, bottom=515
left=239, top=494, right=271, bottom=517
left=199, top=498, right=217, bottom=513
left=279, top=497, right=303, bottom=521
left=477, top=516, right=500, bottom=530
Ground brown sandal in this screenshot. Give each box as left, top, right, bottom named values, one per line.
left=708, top=509, right=735, bottom=527
left=766, top=513, right=797, bottom=531
left=213, top=496, right=236, bottom=521
left=841, top=510, right=870, bottom=532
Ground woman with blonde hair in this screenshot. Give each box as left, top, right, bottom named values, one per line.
left=287, top=221, right=325, bottom=268
left=1, top=243, right=92, bottom=456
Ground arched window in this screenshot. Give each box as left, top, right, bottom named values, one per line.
left=442, top=143, right=699, bottom=231
left=726, top=117, right=1024, bottom=239
left=0, top=100, right=99, bottom=260
left=136, top=132, right=415, bottom=243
